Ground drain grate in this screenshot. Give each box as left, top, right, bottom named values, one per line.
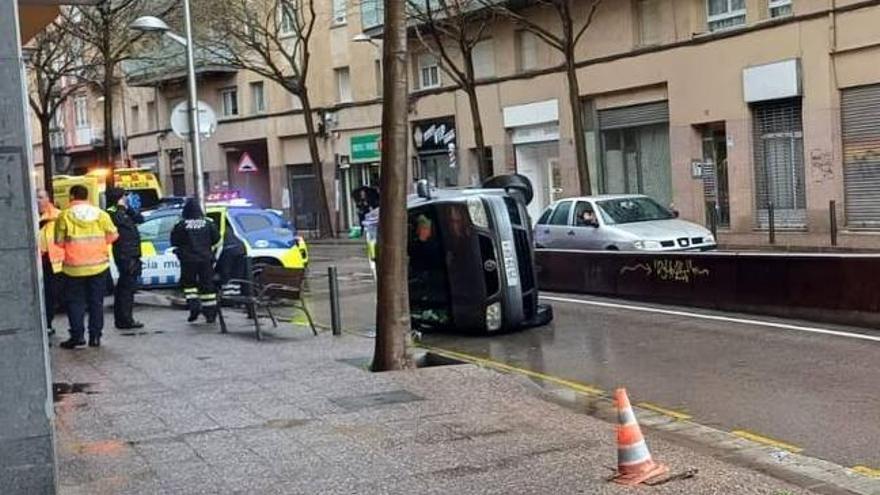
left=330, top=390, right=423, bottom=412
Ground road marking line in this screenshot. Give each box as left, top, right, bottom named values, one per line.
left=730, top=430, right=803, bottom=453
left=542, top=295, right=880, bottom=343
left=852, top=465, right=880, bottom=478
left=636, top=402, right=692, bottom=421
left=418, top=344, right=605, bottom=396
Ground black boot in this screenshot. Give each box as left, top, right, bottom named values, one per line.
left=88, top=335, right=101, bottom=348
left=186, top=299, right=201, bottom=323
left=60, top=338, right=86, bottom=349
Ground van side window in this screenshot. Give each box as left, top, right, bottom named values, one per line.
left=549, top=201, right=572, bottom=225
left=536, top=207, right=553, bottom=225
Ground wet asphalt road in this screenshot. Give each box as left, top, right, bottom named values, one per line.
left=421, top=293, right=880, bottom=470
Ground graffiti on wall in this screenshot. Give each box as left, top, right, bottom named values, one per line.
left=619, top=259, right=710, bottom=283
left=810, top=149, right=834, bottom=183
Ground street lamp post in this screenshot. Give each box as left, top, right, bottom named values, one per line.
left=131, top=11, right=205, bottom=209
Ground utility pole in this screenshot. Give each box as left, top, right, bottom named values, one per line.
left=372, top=0, right=412, bottom=371
left=0, top=1, right=58, bottom=493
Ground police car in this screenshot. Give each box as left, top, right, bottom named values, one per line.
left=132, top=196, right=308, bottom=287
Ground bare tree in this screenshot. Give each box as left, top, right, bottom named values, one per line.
left=372, top=0, right=412, bottom=371
left=483, top=0, right=600, bottom=195
left=61, top=0, right=175, bottom=170
left=408, top=0, right=495, bottom=181
left=26, top=19, right=88, bottom=198
left=202, top=0, right=333, bottom=236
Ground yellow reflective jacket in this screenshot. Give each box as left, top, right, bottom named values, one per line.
left=39, top=203, right=64, bottom=274
left=55, top=200, right=119, bottom=277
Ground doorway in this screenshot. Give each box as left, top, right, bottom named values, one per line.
left=700, top=124, right=730, bottom=229
left=224, top=140, right=271, bottom=208
left=515, top=141, right=558, bottom=222
left=288, top=163, right=319, bottom=231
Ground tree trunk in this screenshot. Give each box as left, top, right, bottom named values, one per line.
left=565, top=52, right=591, bottom=195
left=465, top=86, right=489, bottom=181
left=103, top=61, right=115, bottom=174
left=372, top=0, right=412, bottom=372
left=39, top=117, right=54, bottom=199
left=299, top=92, right=334, bottom=237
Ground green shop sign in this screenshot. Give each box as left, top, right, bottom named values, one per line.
left=350, top=133, right=381, bottom=163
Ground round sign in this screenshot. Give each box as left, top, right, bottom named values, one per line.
left=170, top=100, right=217, bottom=141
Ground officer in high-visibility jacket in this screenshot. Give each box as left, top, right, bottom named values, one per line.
left=37, top=189, right=64, bottom=335
left=171, top=198, right=220, bottom=323
left=55, top=185, right=119, bottom=349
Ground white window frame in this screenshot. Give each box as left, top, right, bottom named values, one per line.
left=220, top=87, right=239, bottom=117
left=706, top=0, right=746, bottom=31
left=250, top=81, right=266, bottom=114
left=279, top=4, right=296, bottom=35
left=418, top=53, right=440, bottom=90
left=74, top=95, right=88, bottom=128
left=472, top=39, right=495, bottom=80
left=769, top=0, right=791, bottom=17
left=332, top=0, right=346, bottom=25
left=335, top=67, right=352, bottom=103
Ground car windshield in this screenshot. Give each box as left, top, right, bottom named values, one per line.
left=596, top=197, right=674, bottom=225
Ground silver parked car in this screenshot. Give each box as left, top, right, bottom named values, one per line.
left=533, top=195, right=717, bottom=251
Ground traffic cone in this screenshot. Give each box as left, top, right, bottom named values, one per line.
left=612, top=388, right=669, bottom=486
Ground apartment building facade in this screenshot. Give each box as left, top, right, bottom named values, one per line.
left=32, top=0, right=880, bottom=249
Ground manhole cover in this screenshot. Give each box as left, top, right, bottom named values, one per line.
left=330, top=390, right=423, bottom=412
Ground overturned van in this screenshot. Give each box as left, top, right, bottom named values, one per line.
left=407, top=175, right=553, bottom=333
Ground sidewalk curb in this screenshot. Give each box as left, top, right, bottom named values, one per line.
left=422, top=345, right=880, bottom=495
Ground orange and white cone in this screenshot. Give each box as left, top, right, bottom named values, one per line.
left=612, top=388, right=669, bottom=486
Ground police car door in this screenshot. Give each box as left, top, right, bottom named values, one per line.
left=137, top=213, right=182, bottom=286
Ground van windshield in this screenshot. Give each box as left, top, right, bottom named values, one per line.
left=128, top=189, right=161, bottom=210
left=597, top=197, right=674, bottom=225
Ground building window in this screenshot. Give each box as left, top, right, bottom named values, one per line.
left=374, top=59, right=382, bottom=97
left=360, top=0, right=383, bottom=30
left=220, top=87, right=238, bottom=116
left=707, top=0, right=746, bottom=31
left=335, top=67, right=352, bottom=102
left=280, top=4, right=296, bottom=34
left=74, top=95, right=88, bottom=128
left=752, top=98, right=806, bottom=228
left=332, top=0, right=346, bottom=25
left=636, top=0, right=663, bottom=46
left=769, top=0, right=792, bottom=17
left=250, top=81, right=266, bottom=114
left=146, top=101, right=157, bottom=130
left=417, top=53, right=440, bottom=89
left=515, top=30, right=538, bottom=72
left=472, top=39, right=495, bottom=80
left=130, top=105, right=139, bottom=133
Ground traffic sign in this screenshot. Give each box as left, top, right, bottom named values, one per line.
left=238, top=152, right=258, bottom=173
left=170, top=100, right=217, bottom=141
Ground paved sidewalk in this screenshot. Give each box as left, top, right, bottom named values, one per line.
left=50, top=302, right=815, bottom=495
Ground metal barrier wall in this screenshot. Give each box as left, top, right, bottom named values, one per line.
left=535, top=249, right=880, bottom=328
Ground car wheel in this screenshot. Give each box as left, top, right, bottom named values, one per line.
left=605, top=245, right=619, bottom=251
left=481, top=174, right=534, bottom=205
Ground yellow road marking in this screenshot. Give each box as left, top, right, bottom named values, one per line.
left=852, top=465, right=880, bottom=478
left=418, top=344, right=605, bottom=396
left=731, top=430, right=803, bottom=453
left=636, top=402, right=692, bottom=421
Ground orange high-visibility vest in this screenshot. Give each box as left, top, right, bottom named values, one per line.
left=39, top=203, right=65, bottom=274
left=55, top=200, right=119, bottom=277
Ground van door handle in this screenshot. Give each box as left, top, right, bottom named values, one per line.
left=567, top=230, right=575, bottom=236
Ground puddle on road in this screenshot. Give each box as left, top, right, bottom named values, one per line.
left=52, top=382, right=96, bottom=402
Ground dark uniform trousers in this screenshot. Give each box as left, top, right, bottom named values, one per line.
left=180, top=260, right=217, bottom=318
left=114, top=257, right=142, bottom=327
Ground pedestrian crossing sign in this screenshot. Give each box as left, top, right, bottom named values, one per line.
left=238, top=152, right=258, bottom=173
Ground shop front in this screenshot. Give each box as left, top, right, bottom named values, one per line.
left=341, top=132, right=381, bottom=230
left=412, top=117, right=457, bottom=188
left=503, top=100, right=561, bottom=222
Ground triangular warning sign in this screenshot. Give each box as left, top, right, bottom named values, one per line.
left=238, top=152, right=258, bottom=173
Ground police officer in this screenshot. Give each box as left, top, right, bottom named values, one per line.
left=106, top=187, right=144, bottom=330
left=171, top=198, right=220, bottom=323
